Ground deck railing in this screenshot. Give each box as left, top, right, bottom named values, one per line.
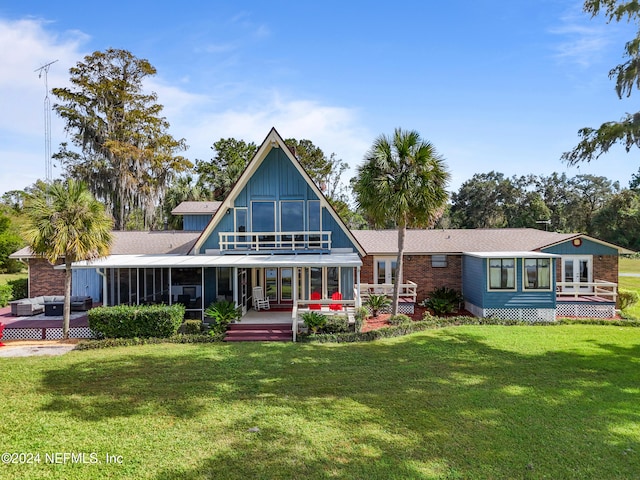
left=556, top=280, right=618, bottom=302
left=291, top=298, right=356, bottom=342
left=358, top=281, right=418, bottom=303
left=219, top=231, right=331, bottom=252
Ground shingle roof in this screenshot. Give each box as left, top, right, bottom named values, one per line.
left=352, top=228, right=577, bottom=254
left=10, top=231, right=201, bottom=258
left=171, top=201, right=222, bottom=215
left=109, top=231, right=201, bottom=254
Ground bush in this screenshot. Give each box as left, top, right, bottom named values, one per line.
left=204, top=300, right=241, bottom=335
left=388, top=314, right=412, bottom=325
left=420, top=287, right=463, bottom=315
left=7, top=278, right=27, bottom=301
left=365, top=294, right=391, bottom=317
left=302, top=311, right=327, bottom=333
left=323, top=315, right=350, bottom=333
left=619, top=289, right=640, bottom=310
left=88, top=304, right=185, bottom=339
left=180, top=319, right=203, bottom=334
left=75, top=333, right=224, bottom=350
left=0, top=284, right=11, bottom=307
left=354, top=306, right=368, bottom=333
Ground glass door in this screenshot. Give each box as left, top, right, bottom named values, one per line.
left=562, top=256, right=592, bottom=293
left=280, top=268, right=293, bottom=304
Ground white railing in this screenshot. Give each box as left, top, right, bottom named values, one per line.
left=556, top=280, right=618, bottom=303
left=219, top=231, right=331, bottom=252
left=359, top=281, right=418, bottom=303
left=291, top=298, right=356, bottom=342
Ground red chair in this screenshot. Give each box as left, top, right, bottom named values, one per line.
left=0, top=323, right=5, bottom=347
left=310, top=291, right=321, bottom=310
left=330, top=291, right=343, bottom=311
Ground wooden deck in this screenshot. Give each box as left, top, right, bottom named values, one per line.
left=0, top=306, right=91, bottom=340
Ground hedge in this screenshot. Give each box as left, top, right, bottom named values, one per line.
left=74, top=333, right=225, bottom=350
left=7, top=278, right=27, bottom=301
left=88, top=304, right=185, bottom=339
left=299, top=315, right=640, bottom=343
left=0, top=284, right=11, bottom=307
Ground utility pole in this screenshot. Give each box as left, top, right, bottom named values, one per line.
left=34, top=59, right=58, bottom=183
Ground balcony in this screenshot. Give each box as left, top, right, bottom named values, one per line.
left=219, top=231, right=331, bottom=253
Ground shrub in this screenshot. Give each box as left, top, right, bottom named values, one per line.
left=7, top=278, right=27, bottom=300
left=323, top=315, right=349, bottom=333
left=204, top=300, right=241, bottom=335
left=0, top=284, right=11, bottom=307
left=420, top=287, right=463, bottom=315
left=88, top=304, right=185, bottom=339
left=354, top=306, right=369, bottom=333
left=388, top=314, right=412, bottom=325
left=302, top=311, right=327, bottom=333
left=365, top=294, right=391, bottom=317
left=180, top=319, right=203, bottom=334
left=75, top=333, right=224, bottom=350
left=619, top=289, right=640, bottom=310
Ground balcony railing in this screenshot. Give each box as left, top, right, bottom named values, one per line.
left=219, top=231, right=331, bottom=253
left=358, top=282, right=418, bottom=303
left=556, top=280, right=617, bottom=303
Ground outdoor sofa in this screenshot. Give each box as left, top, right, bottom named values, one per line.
left=9, top=296, right=93, bottom=317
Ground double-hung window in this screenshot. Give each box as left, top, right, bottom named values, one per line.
left=524, top=258, right=551, bottom=290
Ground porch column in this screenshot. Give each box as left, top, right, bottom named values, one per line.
left=233, top=267, right=238, bottom=306
left=356, top=266, right=361, bottom=307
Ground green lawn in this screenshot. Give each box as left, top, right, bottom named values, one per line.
left=1, top=325, right=639, bottom=479
left=0, top=272, right=27, bottom=286
left=620, top=257, right=640, bottom=319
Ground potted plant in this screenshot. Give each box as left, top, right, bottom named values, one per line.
left=301, top=311, right=327, bottom=334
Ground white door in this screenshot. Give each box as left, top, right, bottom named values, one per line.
left=562, top=256, right=592, bottom=293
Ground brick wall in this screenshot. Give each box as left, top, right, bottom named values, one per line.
left=28, top=258, right=66, bottom=297
left=554, top=255, right=618, bottom=284
left=361, top=254, right=462, bottom=302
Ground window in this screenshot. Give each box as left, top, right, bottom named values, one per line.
left=235, top=208, right=247, bottom=246
left=310, top=267, right=322, bottom=297
left=375, top=258, right=397, bottom=284
left=488, top=258, right=515, bottom=290
left=251, top=202, right=275, bottom=231
left=524, top=258, right=551, bottom=290
left=432, top=255, right=447, bottom=267
left=308, top=200, right=321, bottom=247
left=281, top=201, right=304, bottom=247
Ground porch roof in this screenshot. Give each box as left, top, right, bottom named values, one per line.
left=66, top=252, right=362, bottom=269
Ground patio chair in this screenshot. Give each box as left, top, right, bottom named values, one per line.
left=330, top=291, right=343, bottom=311
left=310, top=291, right=321, bottom=310
left=253, top=286, right=270, bottom=311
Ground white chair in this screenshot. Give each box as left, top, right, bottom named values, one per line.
left=253, top=286, right=270, bottom=311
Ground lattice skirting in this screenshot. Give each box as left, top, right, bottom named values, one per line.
left=364, top=303, right=414, bottom=316
left=556, top=303, right=615, bottom=319
left=465, top=302, right=556, bottom=322
left=2, top=327, right=94, bottom=341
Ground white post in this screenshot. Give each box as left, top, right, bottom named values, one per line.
left=233, top=267, right=238, bottom=306
left=356, top=266, right=361, bottom=307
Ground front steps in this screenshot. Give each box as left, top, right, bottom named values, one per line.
left=224, top=323, right=293, bottom=342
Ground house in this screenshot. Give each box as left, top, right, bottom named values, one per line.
left=9, top=128, right=633, bottom=339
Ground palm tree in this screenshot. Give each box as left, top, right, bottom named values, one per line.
left=354, top=128, right=450, bottom=315
left=22, top=179, right=113, bottom=339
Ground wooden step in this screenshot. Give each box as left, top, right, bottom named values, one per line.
left=224, top=323, right=293, bottom=342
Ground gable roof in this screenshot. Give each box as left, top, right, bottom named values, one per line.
left=171, top=201, right=222, bottom=216
left=190, top=127, right=366, bottom=256
left=352, top=228, right=632, bottom=255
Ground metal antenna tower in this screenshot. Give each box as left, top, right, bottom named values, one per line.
left=34, top=59, right=58, bottom=183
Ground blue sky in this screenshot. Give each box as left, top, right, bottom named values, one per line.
left=0, top=0, right=638, bottom=197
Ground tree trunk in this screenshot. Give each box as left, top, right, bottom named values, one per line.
left=392, top=226, right=406, bottom=316
left=63, top=261, right=72, bottom=340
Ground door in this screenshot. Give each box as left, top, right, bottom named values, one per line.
left=562, top=256, right=592, bottom=293
left=238, top=268, right=249, bottom=315
left=263, top=268, right=294, bottom=305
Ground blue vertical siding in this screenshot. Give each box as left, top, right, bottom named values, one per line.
left=72, top=268, right=102, bottom=302
left=196, top=147, right=359, bottom=254
left=183, top=215, right=213, bottom=231
left=462, top=256, right=484, bottom=306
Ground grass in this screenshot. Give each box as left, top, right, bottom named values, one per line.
left=620, top=257, right=640, bottom=319
left=1, top=325, right=639, bottom=479
left=0, top=272, right=27, bottom=286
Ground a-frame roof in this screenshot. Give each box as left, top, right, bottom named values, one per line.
left=191, top=127, right=366, bottom=256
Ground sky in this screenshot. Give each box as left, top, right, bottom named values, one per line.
left=0, top=0, right=638, bottom=198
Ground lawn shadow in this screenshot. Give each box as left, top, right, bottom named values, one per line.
left=37, top=328, right=640, bottom=478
